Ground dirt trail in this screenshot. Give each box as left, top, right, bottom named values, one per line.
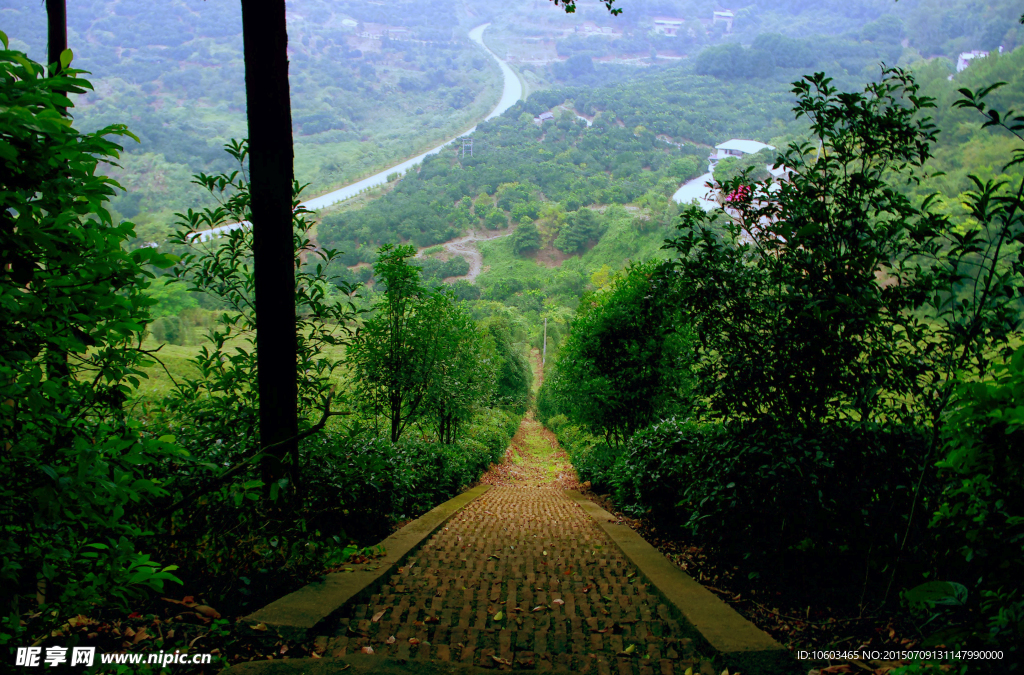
left=416, top=227, right=515, bottom=283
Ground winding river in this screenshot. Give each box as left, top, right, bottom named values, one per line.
left=196, top=23, right=522, bottom=242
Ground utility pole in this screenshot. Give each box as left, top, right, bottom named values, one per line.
left=542, top=317, right=547, bottom=367
left=462, top=138, right=473, bottom=158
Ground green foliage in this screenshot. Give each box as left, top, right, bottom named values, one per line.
left=423, top=293, right=496, bottom=444
left=2, top=0, right=504, bottom=239
left=694, top=43, right=774, bottom=80
left=351, top=245, right=501, bottom=443
left=666, top=68, right=950, bottom=427
left=510, top=221, right=542, bottom=255
left=680, top=420, right=932, bottom=580
left=553, top=208, right=606, bottom=253
left=545, top=261, right=694, bottom=442
left=149, top=315, right=188, bottom=346
left=0, top=44, right=184, bottom=625
left=712, top=147, right=777, bottom=185
left=548, top=422, right=617, bottom=493
left=349, top=244, right=445, bottom=443
left=609, top=418, right=720, bottom=520
left=925, top=346, right=1024, bottom=662
left=302, top=406, right=519, bottom=538
left=482, top=317, right=532, bottom=413
left=165, top=140, right=361, bottom=462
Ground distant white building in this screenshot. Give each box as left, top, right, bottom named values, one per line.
left=709, top=139, right=774, bottom=169
left=653, top=17, right=685, bottom=36
left=712, top=10, right=734, bottom=33
left=957, top=49, right=989, bottom=72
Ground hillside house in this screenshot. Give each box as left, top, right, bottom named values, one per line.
left=712, top=10, right=734, bottom=33
left=708, top=139, right=774, bottom=169
left=534, top=111, right=555, bottom=124
left=956, top=49, right=988, bottom=72
left=653, top=17, right=685, bottom=36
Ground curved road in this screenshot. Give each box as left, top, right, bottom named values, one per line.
left=195, top=24, right=522, bottom=242
left=418, top=226, right=516, bottom=283
left=671, top=171, right=717, bottom=211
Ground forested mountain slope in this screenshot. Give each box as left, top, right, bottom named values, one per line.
left=1, top=0, right=502, bottom=240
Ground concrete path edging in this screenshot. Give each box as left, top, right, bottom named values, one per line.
left=243, top=485, right=491, bottom=639
left=567, top=491, right=796, bottom=675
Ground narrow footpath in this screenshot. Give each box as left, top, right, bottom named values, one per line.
left=322, top=418, right=706, bottom=674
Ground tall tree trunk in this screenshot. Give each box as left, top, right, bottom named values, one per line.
left=45, top=0, right=69, bottom=388
left=240, top=0, right=300, bottom=492
left=46, top=0, right=66, bottom=78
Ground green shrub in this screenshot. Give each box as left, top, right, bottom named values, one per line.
left=301, top=407, right=520, bottom=541
left=611, top=418, right=720, bottom=520
left=553, top=423, right=617, bottom=492
left=679, top=419, right=932, bottom=582
left=150, top=315, right=189, bottom=345
left=923, top=346, right=1024, bottom=663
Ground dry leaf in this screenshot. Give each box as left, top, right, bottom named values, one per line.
left=386, top=636, right=396, bottom=645
left=371, top=608, right=388, bottom=622
left=361, top=646, right=374, bottom=655
left=251, top=623, right=267, bottom=632
left=552, top=599, right=564, bottom=605
left=194, top=605, right=221, bottom=619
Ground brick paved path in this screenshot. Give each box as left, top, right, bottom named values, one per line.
left=324, top=483, right=702, bottom=673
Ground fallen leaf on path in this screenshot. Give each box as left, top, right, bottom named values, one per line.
left=492, top=656, right=513, bottom=666
left=552, top=599, right=564, bottom=605
left=386, top=636, right=396, bottom=644
left=493, top=611, right=504, bottom=621
left=361, top=646, right=374, bottom=654
left=371, top=608, right=388, bottom=622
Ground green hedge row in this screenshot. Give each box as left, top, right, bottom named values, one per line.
left=553, top=414, right=933, bottom=584
left=301, top=407, right=521, bottom=542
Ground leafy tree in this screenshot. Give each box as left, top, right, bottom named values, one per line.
left=482, top=317, right=532, bottom=413
left=549, top=261, right=693, bottom=443
left=349, top=245, right=451, bottom=442
left=661, top=67, right=1024, bottom=614
left=424, top=298, right=495, bottom=444
left=511, top=221, right=542, bottom=255
left=665, top=68, right=949, bottom=427
left=166, top=140, right=361, bottom=482
left=554, top=208, right=606, bottom=253
left=1, top=38, right=183, bottom=624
